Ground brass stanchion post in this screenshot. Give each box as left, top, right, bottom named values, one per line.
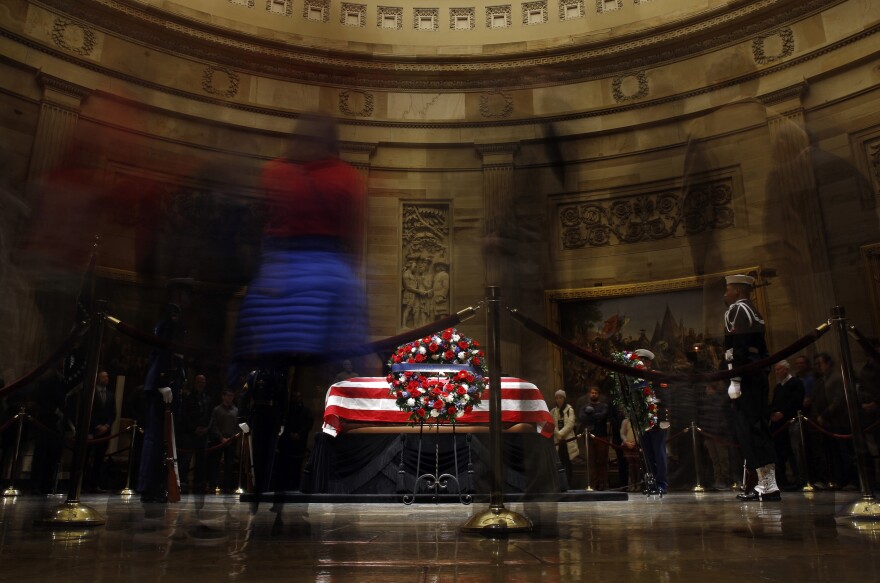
left=832, top=306, right=880, bottom=520
left=235, top=434, right=246, bottom=495
left=37, top=302, right=108, bottom=526
left=796, top=411, right=815, bottom=493
left=120, top=421, right=138, bottom=496
left=690, top=422, right=705, bottom=493
left=583, top=432, right=593, bottom=492
left=2, top=407, right=27, bottom=497
left=461, top=286, right=530, bottom=534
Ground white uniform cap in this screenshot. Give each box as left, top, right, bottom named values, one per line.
left=725, top=274, right=755, bottom=287
left=634, top=349, right=655, bottom=360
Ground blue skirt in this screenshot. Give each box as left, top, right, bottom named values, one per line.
left=231, top=241, right=368, bottom=361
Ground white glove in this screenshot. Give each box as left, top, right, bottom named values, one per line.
left=278, top=425, right=285, bottom=437
left=724, top=348, right=733, bottom=363
left=728, top=378, right=742, bottom=400
left=157, top=387, right=173, bottom=404
left=239, top=422, right=250, bottom=434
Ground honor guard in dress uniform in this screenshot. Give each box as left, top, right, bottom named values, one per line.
left=633, top=349, right=671, bottom=493
left=239, top=368, right=289, bottom=511
left=723, top=274, right=780, bottom=501
left=138, top=278, right=192, bottom=503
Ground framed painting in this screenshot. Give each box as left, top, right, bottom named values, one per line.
left=545, top=268, right=765, bottom=393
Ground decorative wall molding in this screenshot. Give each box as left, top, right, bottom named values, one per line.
left=303, top=0, right=331, bottom=23
left=611, top=71, right=649, bottom=102
left=752, top=27, right=795, bottom=64
left=479, top=91, right=514, bottom=118
left=558, top=0, right=585, bottom=20
left=201, top=66, right=240, bottom=98
left=557, top=177, right=735, bottom=249
left=449, top=8, right=476, bottom=30
left=758, top=81, right=808, bottom=106
left=401, top=203, right=451, bottom=328
left=522, top=1, right=548, bottom=26
left=413, top=8, right=439, bottom=31
left=340, top=3, right=368, bottom=27
left=377, top=6, right=403, bottom=29
left=51, top=17, right=97, bottom=56
left=485, top=5, right=512, bottom=29
left=266, top=0, right=293, bottom=17
left=31, top=0, right=857, bottom=91
left=339, top=89, right=375, bottom=117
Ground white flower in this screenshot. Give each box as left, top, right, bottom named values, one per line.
left=430, top=409, right=440, bottom=417
left=410, top=346, right=417, bottom=353
left=431, top=354, right=440, bottom=360
left=457, top=410, right=466, bottom=418
left=445, top=394, right=455, bottom=403
left=452, top=334, right=460, bottom=342
left=460, top=383, right=469, bottom=392
left=457, top=351, right=467, bottom=360
left=462, top=394, right=470, bottom=402
left=406, top=398, right=415, bottom=407
left=418, top=346, right=427, bottom=355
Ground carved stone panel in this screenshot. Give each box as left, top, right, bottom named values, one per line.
left=400, top=203, right=451, bottom=328
left=557, top=178, right=735, bottom=249
left=752, top=27, right=795, bottom=65
left=51, top=17, right=97, bottom=56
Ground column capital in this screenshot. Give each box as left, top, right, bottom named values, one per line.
left=339, top=142, right=376, bottom=169
left=759, top=81, right=809, bottom=111
left=475, top=142, right=519, bottom=166
left=36, top=72, right=91, bottom=110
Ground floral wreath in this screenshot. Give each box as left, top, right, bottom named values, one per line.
left=387, top=328, right=487, bottom=424
left=609, top=351, right=659, bottom=431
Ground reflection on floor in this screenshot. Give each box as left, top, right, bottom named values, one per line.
left=1, top=492, right=879, bottom=582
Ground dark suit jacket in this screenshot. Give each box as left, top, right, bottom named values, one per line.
left=769, top=376, right=805, bottom=428
left=89, top=387, right=117, bottom=434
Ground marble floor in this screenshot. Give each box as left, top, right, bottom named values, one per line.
left=1, top=491, right=879, bottom=582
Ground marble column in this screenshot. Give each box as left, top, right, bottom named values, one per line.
left=477, top=143, right=521, bottom=376
left=762, top=84, right=835, bottom=339
left=26, top=73, right=90, bottom=194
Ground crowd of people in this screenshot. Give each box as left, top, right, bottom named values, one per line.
left=551, top=348, right=880, bottom=494
left=0, top=366, right=316, bottom=499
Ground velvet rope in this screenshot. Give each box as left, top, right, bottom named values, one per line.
left=353, top=306, right=479, bottom=358
left=178, top=432, right=242, bottom=455
left=849, top=324, right=880, bottom=364
left=695, top=427, right=741, bottom=449
left=0, top=322, right=89, bottom=399
left=106, top=317, right=218, bottom=361
left=506, top=307, right=830, bottom=384
left=803, top=417, right=880, bottom=440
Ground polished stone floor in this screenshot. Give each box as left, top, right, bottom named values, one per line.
left=1, top=491, right=879, bottom=582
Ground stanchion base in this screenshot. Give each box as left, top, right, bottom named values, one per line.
left=839, top=498, right=880, bottom=521
left=460, top=505, right=531, bottom=535
left=35, top=501, right=106, bottom=527
left=234, top=488, right=245, bottom=495
left=802, top=484, right=816, bottom=493
left=3, top=488, right=20, bottom=497
left=693, top=486, right=706, bottom=493
left=215, top=487, right=222, bottom=495
left=119, top=488, right=135, bottom=496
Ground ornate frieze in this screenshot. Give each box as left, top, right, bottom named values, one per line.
left=522, top=1, right=548, bottom=26
left=340, top=3, right=368, bottom=27
left=377, top=6, right=403, bottom=29
left=51, top=17, right=96, bottom=56
left=401, top=203, right=451, bottom=328
left=558, top=178, right=735, bottom=249
left=266, top=0, right=293, bottom=17
left=303, top=0, right=331, bottom=23
left=596, top=0, right=622, bottom=14
left=30, top=0, right=854, bottom=91
left=558, top=1, right=584, bottom=20
left=339, top=90, right=375, bottom=117
left=450, top=8, right=476, bottom=30
left=413, top=8, right=439, bottom=31
left=752, top=27, right=795, bottom=64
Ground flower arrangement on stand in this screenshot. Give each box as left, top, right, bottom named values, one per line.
left=609, top=351, right=658, bottom=431
left=387, top=328, right=487, bottom=425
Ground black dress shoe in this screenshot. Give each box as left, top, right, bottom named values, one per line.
left=140, top=491, right=169, bottom=503
left=737, top=489, right=781, bottom=501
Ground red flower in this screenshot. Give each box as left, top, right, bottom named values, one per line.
left=428, top=343, right=440, bottom=353
left=466, top=372, right=475, bottom=382
left=444, top=350, right=455, bottom=360
left=458, top=341, right=469, bottom=350
left=414, top=353, right=426, bottom=362
left=392, top=355, right=402, bottom=363
left=417, top=408, right=426, bottom=418
left=465, top=405, right=473, bottom=414
left=448, top=406, right=457, bottom=415
left=433, top=400, right=444, bottom=410
left=472, top=358, right=481, bottom=366
left=643, top=387, right=652, bottom=395
left=442, top=329, right=453, bottom=341
left=457, top=386, right=466, bottom=395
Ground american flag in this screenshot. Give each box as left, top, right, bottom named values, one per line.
left=322, top=377, right=555, bottom=439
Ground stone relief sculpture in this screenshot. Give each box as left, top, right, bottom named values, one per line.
left=400, top=203, right=450, bottom=328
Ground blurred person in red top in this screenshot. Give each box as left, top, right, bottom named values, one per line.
left=230, top=112, right=369, bottom=512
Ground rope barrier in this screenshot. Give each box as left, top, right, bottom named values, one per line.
left=849, top=324, right=880, bottom=364
left=695, top=427, right=741, bottom=449
left=666, top=428, right=689, bottom=443
left=770, top=417, right=797, bottom=437
left=177, top=432, right=242, bottom=455
left=506, top=307, right=830, bottom=384
left=0, top=322, right=89, bottom=399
